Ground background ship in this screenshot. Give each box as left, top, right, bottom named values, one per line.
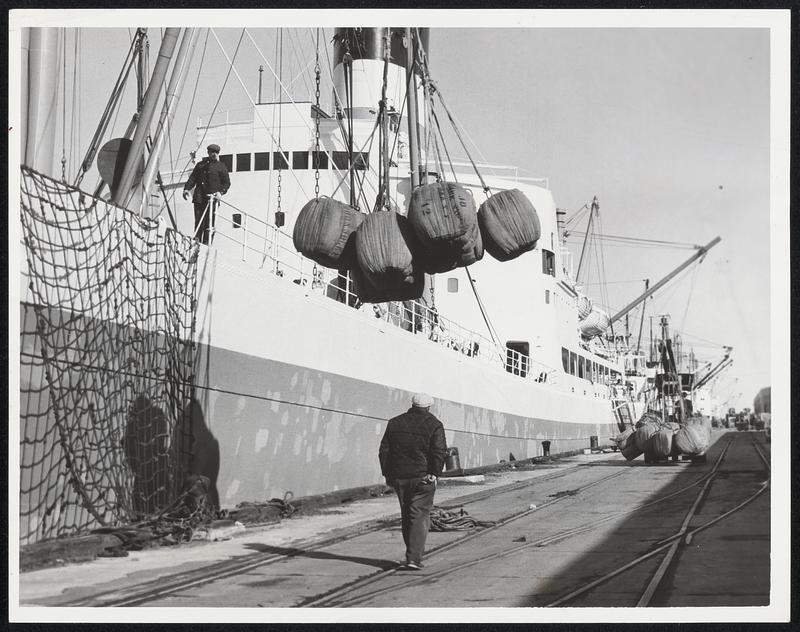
left=18, top=25, right=725, bottom=545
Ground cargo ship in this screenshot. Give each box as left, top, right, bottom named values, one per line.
left=20, top=25, right=720, bottom=545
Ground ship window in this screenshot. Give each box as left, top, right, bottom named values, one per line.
left=545, top=289, right=550, bottom=304
left=292, top=151, right=309, bottom=170
left=312, top=151, right=329, bottom=169
left=254, top=152, right=269, bottom=170
left=578, top=356, right=585, bottom=379
left=332, top=151, right=349, bottom=170
left=570, top=351, right=577, bottom=376
left=220, top=154, right=233, bottom=171
left=506, top=341, right=530, bottom=378
left=352, top=152, right=369, bottom=170
left=447, top=278, right=458, bottom=292
left=561, top=347, right=570, bottom=372
left=236, top=153, right=251, bottom=171
left=542, top=249, right=555, bottom=276
left=273, top=151, right=288, bottom=170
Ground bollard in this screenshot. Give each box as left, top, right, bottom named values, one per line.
left=541, top=440, right=551, bottom=457
left=590, top=435, right=599, bottom=450
left=445, top=447, right=461, bottom=471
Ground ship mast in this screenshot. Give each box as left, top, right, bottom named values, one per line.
left=113, top=27, right=181, bottom=209
left=21, top=27, right=62, bottom=176
left=405, top=28, right=422, bottom=189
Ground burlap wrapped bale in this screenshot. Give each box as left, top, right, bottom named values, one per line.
left=355, top=210, right=420, bottom=287
left=292, top=197, right=364, bottom=269
left=649, top=428, right=674, bottom=459
left=614, top=427, right=634, bottom=446
left=408, top=181, right=483, bottom=273
left=634, top=422, right=659, bottom=452
left=350, top=264, right=424, bottom=303
left=620, top=431, right=643, bottom=461
left=673, top=424, right=710, bottom=456
left=478, top=189, right=541, bottom=261
left=636, top=411, right=662, bottom=428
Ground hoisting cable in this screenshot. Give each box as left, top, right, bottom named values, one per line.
left=373, top=28, right=391, bottom=213
left=416, top=34, right=503, bottom=355
left=171, top=29, right=209, bottom=182
left=465, top=267, right=504, bottom=359
left=60, top=31, right=67, bottom=182
left=678, top=264, right=699, bottom=333
left=276, top=28, right=284, bottom=221
left=566, top=231, right=701, bottom=250
left=74, top=28, right=144, bottom=187
left=70, top=30, right=81, bottom=183
left=189, top=28, right=245, bottom=161
left=314, top=28, right=322, bottom=200
left=427, top=79, right=492, bottom=196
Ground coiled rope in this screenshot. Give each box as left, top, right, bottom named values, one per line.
left=429, top=507, right=495, bottom=532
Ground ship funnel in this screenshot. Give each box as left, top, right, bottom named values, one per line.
left=331, top=28, right=429, bottom=122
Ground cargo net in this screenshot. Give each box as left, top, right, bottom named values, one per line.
left=19, top=166, right=201, bottom=546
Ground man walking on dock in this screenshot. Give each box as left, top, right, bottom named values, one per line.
left=183, top=144, right=230, bottom=245
left=379, top=393, right=447, bottom=570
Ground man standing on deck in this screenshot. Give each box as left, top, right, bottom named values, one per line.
left=379, top=393, right=447, bottom=570
left=183, top=144, right=230, bottom=245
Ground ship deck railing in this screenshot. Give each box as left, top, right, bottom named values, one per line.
left=207, top=197, right=560, bottom=386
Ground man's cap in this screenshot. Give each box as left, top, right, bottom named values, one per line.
left=681, top=391, right=689, bottom=396
left=411, top=392, right=433, bottom=408
left=207, top=144, right=221, bottom=153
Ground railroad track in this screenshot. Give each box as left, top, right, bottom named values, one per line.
left=60, top=461, right=626, bottom=607
left=59, top=432, right=768, bottom=608
left=306, top=433, right=769, bottom=608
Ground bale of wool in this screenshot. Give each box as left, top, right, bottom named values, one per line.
left=636, top=411, right=662, bottom=428
left=633, top=422, right=659, bottom=452
left=649, top=428, right=674, bottom=459
left=620, top=432, right=643, bottom=461
left=292, top=197, right=364, bottom=268
left=355, top=210, right=419, bottom=289
left=614, top=427, right=634, bottom=447
left=673, top=424, right=710, bottom=456
left=408, top=182, right=483, bottom=272
left=350, top=261, right=424, bottom=304
left=478, top=189, right=541, bottom=261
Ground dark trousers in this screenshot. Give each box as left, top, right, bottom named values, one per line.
left=193, top=198, right=218, bottom=245
left=393, top=476, right=436, bottom=564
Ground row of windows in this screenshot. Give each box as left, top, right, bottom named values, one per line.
left=219, top=151, right=369, bottom=173
left=561, top=347, right=620, bottom=384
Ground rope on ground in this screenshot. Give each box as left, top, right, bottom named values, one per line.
left=429, top=506, right=495, bottom=532
left=228, top=491, right=296, bottom=524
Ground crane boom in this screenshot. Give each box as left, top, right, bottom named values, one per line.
left=609, top=236, right=721, bottom=326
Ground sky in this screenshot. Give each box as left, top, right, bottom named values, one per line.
left=12, top=10, right=787, bottom=411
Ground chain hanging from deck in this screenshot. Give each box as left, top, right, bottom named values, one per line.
left=19, top=166, right=200, bottom=545
left=314, top=28, right=322, bottom=200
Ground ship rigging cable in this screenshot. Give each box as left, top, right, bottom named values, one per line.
left=567, top=231, right=700, bottom=250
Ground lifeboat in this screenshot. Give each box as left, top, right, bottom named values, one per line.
left=579, top=307, right=610, bottom=338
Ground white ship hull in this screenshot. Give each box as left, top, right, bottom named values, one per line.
left=21, top=236, right=622, bottom=518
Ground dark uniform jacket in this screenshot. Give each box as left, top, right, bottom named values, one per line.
left=379, top=407, right=447, bottom=480
left=184, top=158, right=230, bottom=203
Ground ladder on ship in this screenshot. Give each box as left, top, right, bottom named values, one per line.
left=614, top=399, right=633, bottom=431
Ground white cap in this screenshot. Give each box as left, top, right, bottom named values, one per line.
left=411, top=392, right=433, bottom=408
